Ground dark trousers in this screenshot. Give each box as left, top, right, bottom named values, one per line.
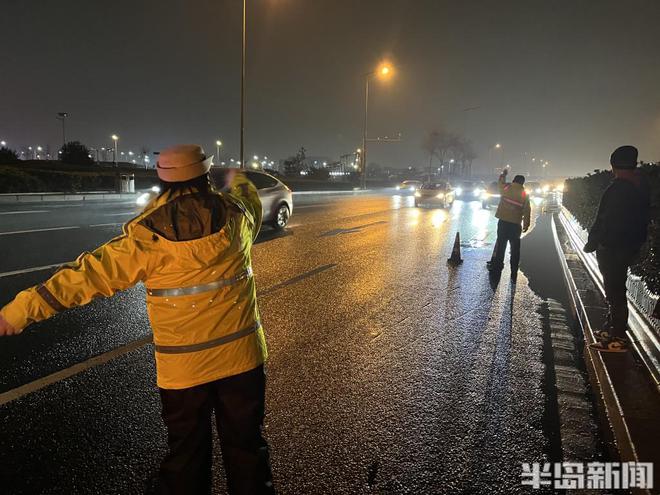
left=491, top=220, right=522, bottom=274
left=157, top=365, right=275, bottom=495
left=596, top=247, right=638, bottom=338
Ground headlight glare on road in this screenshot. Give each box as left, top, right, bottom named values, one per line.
left=136, top=193, right=151, bottom=206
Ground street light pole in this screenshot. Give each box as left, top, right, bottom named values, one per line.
left=361, top=75, right=369, bottom=190
left=111, top=134, right=119, bottom=167
left=240, top=0, right=246, bottom=170
left=56, top=112, right=68, bottom=147
left=216, top=140, right=223, bottom=166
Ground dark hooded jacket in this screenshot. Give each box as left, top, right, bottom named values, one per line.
left=587, top=173, right=651, bottom=250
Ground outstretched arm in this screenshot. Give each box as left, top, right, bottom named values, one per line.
left=0, top=233, right=150, bottom=334
left=225, top=170, right=263, bottom=240
left=498, top=167, right=509, bottom=194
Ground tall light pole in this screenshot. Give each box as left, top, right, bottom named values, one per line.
left=216, top=140, right=223, bottom=165
left=361, top=62, right=393, bottom=190
left=111, top=134, right=119, bottom=166
left=56, top=112, right=68, bottom=147
left=240, top=0, right=246, bottom=169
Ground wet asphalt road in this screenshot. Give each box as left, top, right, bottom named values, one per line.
left=0, top=191, right=559, bottom=494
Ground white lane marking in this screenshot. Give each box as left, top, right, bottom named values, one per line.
left=0, top=226, right=79, bottom=236
left=90, top=222, right=122, bottom=227
left=0, top=263, right=65, bottom=278
left=0, top=336, right=153, bottom=406
left=0, top=210, right=49, bottom=215
left=293, top=204, right=331, bottom=209
left=0, top=263, right=337, bottom=405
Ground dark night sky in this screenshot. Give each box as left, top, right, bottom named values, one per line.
left=1, top=0, right=659, bottom=176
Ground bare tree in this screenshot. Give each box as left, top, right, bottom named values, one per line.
left=422, top=129, right=458, bottom=180
left=454, top=138, right=477, bottom=177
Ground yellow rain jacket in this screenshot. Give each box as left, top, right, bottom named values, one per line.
left=495, top=174, right=531, bottom=230
left=0, top=173, right=267, bottom=390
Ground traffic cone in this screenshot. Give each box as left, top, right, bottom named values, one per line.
left=447, top=232, right=463, bottom=265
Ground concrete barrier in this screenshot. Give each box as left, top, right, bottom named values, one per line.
left=0, top=192, right=138, bottom=203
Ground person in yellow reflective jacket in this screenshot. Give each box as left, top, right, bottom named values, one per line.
left=487, top=167, right=531, bottom=283
left=0, top=145, right=276, bottom=495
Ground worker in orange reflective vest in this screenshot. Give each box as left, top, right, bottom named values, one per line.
left=487, top=167, right=531, bottom=283
left=0, top=145, right=275, bottom=495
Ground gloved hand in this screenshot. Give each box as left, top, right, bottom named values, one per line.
left=0, top=314, right=18, bottom=336
left=583, top=240, right=598, bottom=253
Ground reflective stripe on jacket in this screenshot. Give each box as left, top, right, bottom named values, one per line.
left=495, top=174, right=531, bottom=229
left=0, top=173, right=267, bottom=390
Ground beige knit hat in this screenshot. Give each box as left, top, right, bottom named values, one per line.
left=156, top=144, right=213, bottom=182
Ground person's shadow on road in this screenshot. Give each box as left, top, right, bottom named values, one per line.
left=255, top=227, right=293, bottom=245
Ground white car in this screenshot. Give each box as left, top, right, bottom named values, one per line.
left=136, top=170, right=293, bottom=230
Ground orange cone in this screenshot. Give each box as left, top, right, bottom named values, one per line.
left=447, top=232, right=463, bottom=265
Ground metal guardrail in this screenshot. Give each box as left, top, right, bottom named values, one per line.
left=559, top=206, right=660, bottom=387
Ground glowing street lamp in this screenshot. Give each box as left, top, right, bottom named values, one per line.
left=361, top=61, right=394, bottom=189
left=111, top=134, right=119, bottom=166
left=215, top=140, right=222, bottom=165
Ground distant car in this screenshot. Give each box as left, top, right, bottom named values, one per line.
left=526, top=181, right=543, bottom=197
left=396, top=180, right=423, bottom=192
left=414, top=181, right=456, bottom=208
left=481, top=181, right=501, bottom=209
left=136, top=169, right=293, bottom=230
left=455, top=181, right=485, bottom=201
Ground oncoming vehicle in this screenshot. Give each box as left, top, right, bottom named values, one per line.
left=136, top=169, right=293, bottom=230
left=526, top=181, right=543, bottom=198
left=414, top=181, right=456, bottom=208
left=481, top=181, right=501, bottom=209
left=455, top=181, right=485, bottom=201
left=396, top=180, right=423, bottom=192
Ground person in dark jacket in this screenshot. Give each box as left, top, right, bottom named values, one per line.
left=584, top=145, right=651, bottom=352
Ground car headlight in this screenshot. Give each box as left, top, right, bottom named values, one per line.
left=136, top=193, right=151, bottom=206
left=151, top=186, right=161, bottom=193
left=396, top=185, right=401, bottom=190
left=455, top=188, right=463, bottom=196
left=482, top=192, right=490, bottom=199
left=473, top=188, right=481, bottom=196
left=535, top=188, right=542, bottom=194
left=410, top=186, right=416, bottom=191
left=542, top=185, right=550, bottom=193
left=436, top=193, right=445, bottom=199
left=414, top=191, right=421, bottom=198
